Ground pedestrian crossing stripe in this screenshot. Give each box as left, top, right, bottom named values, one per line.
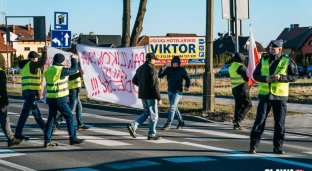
left=3, top=112, right=312, bottom=170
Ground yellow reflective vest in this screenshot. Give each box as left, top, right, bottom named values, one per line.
left=229, top=62, right=245, bottom=88
left=43, top=65, right=69, bottom=98
left=20, top=61, right=41, bottom=91
left=258, top=56, right=289, bottom=97
left=68, top=71, right=81, bottom=90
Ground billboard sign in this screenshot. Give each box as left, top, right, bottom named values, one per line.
left=149, top=37, right=205, bottom=66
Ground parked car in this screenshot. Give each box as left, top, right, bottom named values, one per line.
left=218, top=64, right=231, bottom=76
left=307, top=65, right=312, bottom=78
left=297, top=65, right=306, bottom=76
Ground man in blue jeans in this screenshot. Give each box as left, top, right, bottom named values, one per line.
left=15, top=48, right=47, bottom=140
left=43, top=53, right=84, bottom=147
left=127, top=53, right=162, bottom=140
left=54, top=62, right=90, bottom=131
left=158, top=56, right=190, bottom=131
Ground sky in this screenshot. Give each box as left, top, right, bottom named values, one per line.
left=3, top=0, right=312, bottom=47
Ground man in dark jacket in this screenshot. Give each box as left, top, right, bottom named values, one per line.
left=15, top=49, right=47, bottom=140
left=43, top=53, right=84, bottom=147
left=229, top=53, right=252, bottom=130
left=0, top=54, right=24, bottom=147
left=127, top=53, right=162, bottom=140
left=249, top=39, right=299, bottom=154
left=158, top=56, right=190, bottom=130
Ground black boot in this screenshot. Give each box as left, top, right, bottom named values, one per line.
left=177, top=122, right=185, bottom=129
left=273, top=147, right=285, bottom=154
left=7, top=137, right=24, bottom=147
left=70, top=139, right=84, bottom=145
left=249, top=147, right=256, bottom=154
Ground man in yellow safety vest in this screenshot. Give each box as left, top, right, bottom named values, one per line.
left=54, top=62, right=90, bottom=131
left=15, top=48, right=47, bottom=140
left=229, top=52, right=252, bottom=130
left=43, top=53, right=84, bottom=147
left=249, top=39, right=299, bottom=154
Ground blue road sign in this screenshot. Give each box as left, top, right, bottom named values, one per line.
left=199, top=52, right=204, bottom=57
left=199, top=39, right=204, bottom=44
left=51, top=30, right=71, bottom=48
left=54, top=12, right=68, bottom=30
left=199, top=45, right=204, bottom=51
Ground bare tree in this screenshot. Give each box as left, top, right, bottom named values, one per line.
left=121, top=0, right=131, bottom=47
left=130, top=0, right=147, bottom=47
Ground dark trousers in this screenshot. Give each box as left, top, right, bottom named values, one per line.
left=15, top=90, right=46, bottom=137
left=44, top=102, right=77, bottom=143
left=232, top=88, right=252, bottom=123
left=250, top=99, right=287, bottom=149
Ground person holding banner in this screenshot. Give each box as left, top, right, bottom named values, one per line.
left=127, top=53, right=162, bottom=140
left=249, top=39, right=299, bottom=154
left=0, top=55, right=25, bottom=147
left=229, top=53, right=252, bottom=130
left=15, top=48, right=47, bottom=140
left=158, top=56, right=190, bottom=131
left=43, top=53, right=84, bottom=147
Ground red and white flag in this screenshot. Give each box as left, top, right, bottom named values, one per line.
left=246, top=26, right=260, bottom=87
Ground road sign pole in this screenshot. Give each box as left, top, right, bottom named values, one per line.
left=203, top=0, right=215, bottom=112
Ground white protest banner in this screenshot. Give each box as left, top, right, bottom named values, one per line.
left=40, top=47, right=72, bottom=103
left=76, top=44, right=148, bottom=109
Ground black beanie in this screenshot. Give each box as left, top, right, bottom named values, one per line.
left=28, top=51, right=39, bottom=59
left=53, top=53, right=65, bottom=63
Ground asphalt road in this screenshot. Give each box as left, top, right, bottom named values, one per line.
left=0, top=98, right=311, bottom=171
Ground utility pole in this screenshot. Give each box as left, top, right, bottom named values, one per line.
left=203, top=0, right=215, bottom=112
left=234, top=0, right=239, bottom=52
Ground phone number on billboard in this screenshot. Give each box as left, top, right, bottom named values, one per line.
left=156, top=54, right=197, bottom=58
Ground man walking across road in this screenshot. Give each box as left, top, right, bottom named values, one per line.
left=127, top=53, right=162, bottom=140
left=249, top=39, right=299, bottom=154
left=0, top=54, right=24, bottom=147
left=54, top=62, right=90, bottom=131
left=15, top=48, right=47, bottom=140
left=43, top=53, right=84, bottom=147
left=158, top=56, right=190, bottom=130
left=229, top=53, right=252, bottom=130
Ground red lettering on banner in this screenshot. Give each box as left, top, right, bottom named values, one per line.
left=83, top=50, right=144, bottom=69
left=81, top=50, right=144, bottom=95
left=110, top=52, right=120, bottom=67
left=98, top=51, right=110, bottom=65
left=81, top=51, right=98, bottom=65
left=120, top=52, right=128, bottom=67
left=98, top=75, right=136, bottom=94
left=101, top=66, right=128, bottom=80
left=91, top=77, right=101, bottom=96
